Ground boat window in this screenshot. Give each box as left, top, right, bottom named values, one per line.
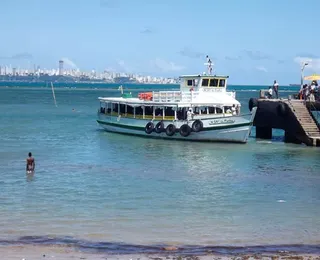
left=208, top=107, right=215, bottom=114
left=216, top=107, right=223, bottom=113
left=119, top=104, right=126, bottom=114
left=209, top=78, right=218, bottom=87
left=127, top=105, right=134, bottom=115
left=186, top=79, right=193, bottom=86
left=112, top=103, right=118, bottom=113
left=144, top=106, right=153, bottom=116
left=136, top=106, right=143, bottom=116
left=165, top=107, right=174, bottom=117
left=202, top=78, right=209, bottom=87
left=219, top=79, right=226, bottom=87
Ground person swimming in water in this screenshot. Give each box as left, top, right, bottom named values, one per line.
left=26, top=152, right=35, bottom=173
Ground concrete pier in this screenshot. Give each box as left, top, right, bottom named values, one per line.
left=249, top=98, right=320, bottom=146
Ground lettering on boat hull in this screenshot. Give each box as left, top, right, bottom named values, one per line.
left=208, top=119, right=235, bottom=125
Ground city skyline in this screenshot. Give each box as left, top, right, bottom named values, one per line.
left=1, top=0, right=319, bottom=85
left=0, top=60, right=178, bottom=84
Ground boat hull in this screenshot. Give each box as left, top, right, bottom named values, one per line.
left=97, top=109, right=256, bottom=143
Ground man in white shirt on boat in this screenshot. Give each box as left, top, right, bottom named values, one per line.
left=187, top=108, right=194, bottom=122
left=273, top=80, right=279, bottom=98
left=231, top=104, right=237, bottom=115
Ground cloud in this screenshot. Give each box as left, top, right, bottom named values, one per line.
left=100, top=0, right=117, bottom=8
left=294, top=56, right=320, bottom=71
left=244, top=50, right=271, bottom=60
left=225, top=55, right=242, bottom=61
left=256, top=66, right=268, bottom=73
left=178, top=47, right=206, bottom=59
left=61, top=57, right=78, bottom=69
left=140, top=28, right=153, bottom=34
left=150, top=58, right=185, bottom=72
left=0, top=52, right=33, bottom=60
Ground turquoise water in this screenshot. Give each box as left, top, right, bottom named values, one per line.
left=0, top=86, right=320, bottom=254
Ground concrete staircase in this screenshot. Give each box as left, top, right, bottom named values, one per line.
left=287, top=100, right=320, bottom=146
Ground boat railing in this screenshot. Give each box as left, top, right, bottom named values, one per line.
left=152, top=91, right=200, bottom=102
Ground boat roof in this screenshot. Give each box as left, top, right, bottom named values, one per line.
left=179, top=75, right=229, bottom=79
left=98, top=95, right=240, bottom=107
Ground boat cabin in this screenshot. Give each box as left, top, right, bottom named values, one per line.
left=180, top=74, right=229, bottom=92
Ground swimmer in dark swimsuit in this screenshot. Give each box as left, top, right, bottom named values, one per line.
left=26, top=152, right=35, bottom=172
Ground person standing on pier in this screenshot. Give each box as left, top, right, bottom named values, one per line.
left=273, top=80, right=279, bottom=99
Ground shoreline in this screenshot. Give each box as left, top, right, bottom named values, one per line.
left=1, top=245, right=319, bottom=260
left=0, top=86, right=177, bottom=91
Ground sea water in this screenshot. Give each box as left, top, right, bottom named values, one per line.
left=0, top=86, right=319, bottom=254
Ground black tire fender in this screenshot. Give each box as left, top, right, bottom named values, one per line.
left=165, top=124, right=176, bottom=136
left=145, top=122, right=154, bottom=134
left=155, top=121, right=164, bottom=133
left=179, top=124, right=191, bottom=137
left=192, top=120, right=203, bottom=132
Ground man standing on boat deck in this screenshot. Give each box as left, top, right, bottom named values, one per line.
left=273, top=80, right=279, bottom=99
left=26, top=152, right=35, bottom=173
left=187, top=108, right=194, bottom=122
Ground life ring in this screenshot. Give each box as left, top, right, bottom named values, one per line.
left=248, top=98, right=258, bottom=112
left=145, top=122, right=154, bottom=134
left=179, top=124, right=191, bottom=137
left=165, top=124, right=176, bottom=136
left=192, top=119, right=203, bottom=132
left=277, top=103, right=287, bottom=117
left=155, top=121, right=164, bottom=133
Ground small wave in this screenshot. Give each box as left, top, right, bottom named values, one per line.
left=0, top=236, right=319, bottom=255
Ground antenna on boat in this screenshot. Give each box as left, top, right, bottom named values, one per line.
left=51, top=82, right=58, bottom=107
left=118, top=85, right=124, bottom=94
left=204, top=55, right=214, bottom=75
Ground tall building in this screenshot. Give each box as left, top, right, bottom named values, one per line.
left=59, top=60, right=64, bottom=75
left=12, top=68, right=16, bottom=76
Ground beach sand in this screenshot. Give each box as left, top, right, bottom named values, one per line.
left=1, top=245, right=319, bottom=260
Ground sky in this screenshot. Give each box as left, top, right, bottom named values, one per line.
left=0, top=0, right=319, bottom=85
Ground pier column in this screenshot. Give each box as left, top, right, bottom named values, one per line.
left=284, top=131, right=302, bottom=144
left=256, top=126, right=272, bottom=139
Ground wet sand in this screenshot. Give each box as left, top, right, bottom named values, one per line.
left=1, top=245, right=320, bottom=260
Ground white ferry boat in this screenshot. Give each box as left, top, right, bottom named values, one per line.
left=97, top=62, right=257, bottom=143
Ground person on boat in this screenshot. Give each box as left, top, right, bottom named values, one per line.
left=26, top=152, right=35, bottom=173
left=273, top=80, right=279, bottom=99
left=266, top=86, right=273, bottom=99
left=187, top=108, right=194, bottom=122
left=231, top=104, right=237, bottom=115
